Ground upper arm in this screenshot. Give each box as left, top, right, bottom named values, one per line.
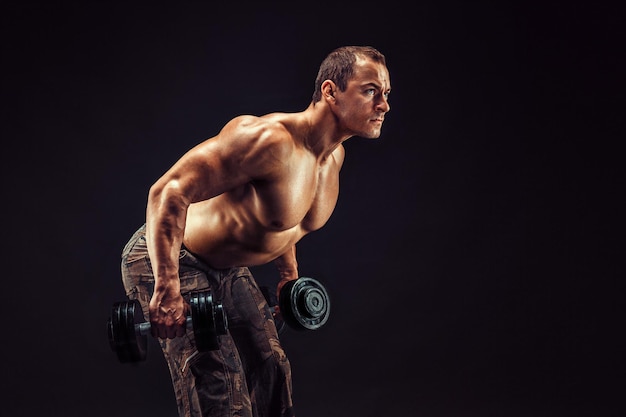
left=150, top=116, right=293, bottom=204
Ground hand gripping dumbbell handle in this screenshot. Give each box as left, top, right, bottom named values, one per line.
left=136, top=316, right=193, bottom=336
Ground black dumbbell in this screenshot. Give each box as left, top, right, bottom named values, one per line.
left=107, top=290, right=227, bottom=363
left=262, top=277, right=330, bottom=333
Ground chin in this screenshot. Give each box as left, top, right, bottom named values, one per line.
left=363, top=130, right=382, bottom=139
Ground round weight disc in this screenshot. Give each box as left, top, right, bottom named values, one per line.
left=109, top=301, right=129, bottom=362
left=214, top=303, right=228, bottom=336
left=279, top=277, right=330, bottom=331
left=191, top=290, right=219, bottom=351
left=126, top=300, right=148, bottom=362
left=110, top=300, right=148, bottom=363
left=107, top=317, right=116, bottom=352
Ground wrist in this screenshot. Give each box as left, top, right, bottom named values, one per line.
left=278, top=270, right=298, bottom=281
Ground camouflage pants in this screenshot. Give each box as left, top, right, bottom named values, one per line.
left=121, top=224, right=295, bottom=417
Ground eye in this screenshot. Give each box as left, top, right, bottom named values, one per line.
left=365, top=88, right=376, bottom=96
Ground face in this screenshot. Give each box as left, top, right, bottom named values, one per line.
left=332, top=58, right=391, bottom=139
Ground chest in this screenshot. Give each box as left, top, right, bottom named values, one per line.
left=251, top=158, right=340, bottom=231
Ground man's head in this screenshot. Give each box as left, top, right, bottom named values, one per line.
left=313, top=46, right=391, bottom=139
left=312, top=46, right=387, bottom=103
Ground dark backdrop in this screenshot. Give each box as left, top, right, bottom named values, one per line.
left=2, top=2, right=623, bottom=416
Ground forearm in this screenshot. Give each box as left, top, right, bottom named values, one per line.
left=274, top=245, right=298, bottom=279
left=146, top=181, right=190, bottom=295
left=274, top=245, right=299, bottom=297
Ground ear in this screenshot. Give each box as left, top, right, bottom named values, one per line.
left=321, top=80, right=337, bottom=101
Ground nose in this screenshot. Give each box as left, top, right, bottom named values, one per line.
left=377, top=95, right=390, bottom=113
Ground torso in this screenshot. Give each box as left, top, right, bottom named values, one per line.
left=182, top=121, right=343, bottom=269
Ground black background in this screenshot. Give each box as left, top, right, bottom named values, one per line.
left=2, top=2, right=623, bottom=416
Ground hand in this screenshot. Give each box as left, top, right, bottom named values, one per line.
left=149, top=289, right=189, bottom=339
left=276, top=277, right=297, bottom=302
left=275, top=277, right=299, bottom=320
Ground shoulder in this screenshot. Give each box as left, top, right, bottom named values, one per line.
left=222, top=115, right=291, bottom=141
left=215, top=114, right=296, bottom=178
left=221, top=115, right=295, bottom=155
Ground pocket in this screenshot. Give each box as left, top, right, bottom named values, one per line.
left=121, top=225, right=147, bottom=258
left=179, top=268, right=210, bottom=298
left=178, top=249, right=212, bottom=297
left=124, top=285, right=152, bottom=318
left=121, top=254, right=155, bottom=302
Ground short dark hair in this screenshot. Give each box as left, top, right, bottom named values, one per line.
left=311, top=46, right=387, bottom=103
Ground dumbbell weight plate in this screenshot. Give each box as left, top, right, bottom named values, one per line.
left=107, top=299, right=148, bottom=363
left=214, top=303, right=228, bottom=335
left=279, top=277, right=330, bottom=331
left=191, top=290, right=228, bottom=351
left=108, top=290, right=228, bottom=364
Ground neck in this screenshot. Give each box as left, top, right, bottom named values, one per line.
left=300, top=102, right=352, bottom=161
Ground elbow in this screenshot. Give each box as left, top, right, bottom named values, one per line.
left=149, top=178, right=184, bottom=200
left=147, top=181, right=162, bottom=202
left=147, top=179, right=190, bottom=217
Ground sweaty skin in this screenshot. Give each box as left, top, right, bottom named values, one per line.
left=146, top=57, right=391, bottom=339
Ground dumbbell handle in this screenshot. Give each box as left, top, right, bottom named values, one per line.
left=136, top=316, right=193, bottom=336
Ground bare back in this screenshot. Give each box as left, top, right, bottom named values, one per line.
left=181, top=113, right=345, bottom=268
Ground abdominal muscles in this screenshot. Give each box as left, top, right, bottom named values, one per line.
left=182, top=193, right=307, bottom=269
left=182, top=157, right=338, bottom=269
